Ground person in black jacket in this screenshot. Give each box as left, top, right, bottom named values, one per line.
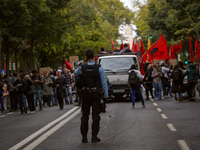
left=55, top=71, right=67, bottom=110
left=144, top=64, right=154, bottom=100
left=170, top=64, right=184, bottom=102
left=13, top=74, right=28, bottom=114
left=24, top=75, right=36, bottom=113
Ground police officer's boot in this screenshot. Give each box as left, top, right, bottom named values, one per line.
left=91, top=136, right=101, bottom=143
left=82, top=136, right=88, bottom=143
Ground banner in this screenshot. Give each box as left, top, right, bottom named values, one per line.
left=65, top=60, right=72, bottom=71
left=189, top=35, right=194, bottom=62
left=141, top=38, right=146, bottom=63
left=147, top=35, right=169, bottom=61
left=131, top=39, right=137, bottom=52
left=110, top=38, right=116, bottom=50
left=120, top=43, right=124, bottom=50
left=195, top=38, right=200, bottom=59
left=173, top=41, right=182, bottom=52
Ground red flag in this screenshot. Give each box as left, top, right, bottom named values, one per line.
left=127, top=43, right=130, bottom=49
left=110, top=38, right=116, bottom=50
left=141, top=38, right=146, bottom=63
left=131, top=39, right=137, bottom=52
left=195, top=38, right=200, bottom=59
left=65, top=60, right=72, bottom=71
left=173, top=41, right=182, bottom=52
left=189, top=35, right=194, bottom=62
left=120, top=43, right=124, bottom=50
left=147, top=35, right=169, bottom=61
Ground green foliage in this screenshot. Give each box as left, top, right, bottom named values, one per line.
left=0, top=0, right=134, bottom=71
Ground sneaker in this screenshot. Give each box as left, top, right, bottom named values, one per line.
left=132, top=106, right=135, bottom=109
left=91, top=136, right=101, bottom=143
left=142, top=105, right=145, bottom=108
left=155, top=98, right=159, bottom=100
left=39, top=108, right=43, bottom=111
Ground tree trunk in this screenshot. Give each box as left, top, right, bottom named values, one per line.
left=6, top=42, right=10, bottom=75
left=15, top=48, right=18, bottom=72
left=0, top=31, right=3, bottom=71
left=21, top=50, right=28, bottom=73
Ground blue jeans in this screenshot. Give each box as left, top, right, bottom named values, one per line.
left=53, top=87, right=58, bottom=104
left=65, top=86, right=72, bottom=102
left=175, top=92, right=182, bottom=99
left=34, top=90, right=43, bottom=108
left=153, top=81, right=162, bottom=99
left=19, top=94, right=28, bottom=111
left=131, top=86, right=145, bottom=106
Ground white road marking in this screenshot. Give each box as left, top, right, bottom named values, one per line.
left=177, top=140, right=190, bottom=150
left=8, top=106, right=79, bottom=150
left=0, top=115, right=6, bottom=118
left=167, top=123, right=177, bottom=131
left=23, top=108, right=81, bottom=150
left=153, top=103, right=158, bottom=106
left=156, top=108, right=162, bottom=112
left=7, top=112, right=14, bottom=115
left=161, top=114, right=168, bottom=119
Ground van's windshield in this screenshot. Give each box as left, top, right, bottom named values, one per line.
left=99, top=57, right=137, bottom=72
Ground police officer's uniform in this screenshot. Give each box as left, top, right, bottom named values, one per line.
left=74, top=53, right=108, bottom=143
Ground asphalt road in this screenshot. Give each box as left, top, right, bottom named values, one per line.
left=0, top=97, right=200, bottom=150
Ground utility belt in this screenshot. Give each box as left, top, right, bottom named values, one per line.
left=82, top=87, right=103, bottom=94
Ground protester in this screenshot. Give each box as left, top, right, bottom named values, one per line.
left=120, top=43, right=132, bottom=54
left=63, top=68, right=73, bottom=104
left=128, top=64, right=145, bottom=109
left=13, top=73, right=28, bottom=114
left=74, top=49, right=108, bottom=143
left=24, top=75, right=36, bottom=113
left=42, top=71, right=54, bottom=107
left=2, top=79, right=9, bottom=111
left=160, top=61, right=171, bottom=98
left=144, top=64, right=154, bottom=100
left=184, top=62, right=197, bottom=101
left=112, top=47, right=121, bottom=55
left=99, top=47, right=108, bottom=54
left=152, top=64, right=163, bottom=100
left=8, top=73, right=18, bottom=111
left=49, top=71, right=58, bottom=105
left=32, top=70, right=44, bottom=111
left=55, top=71, right=66, bottom=110
left=170, top=64, right=184, bottom=102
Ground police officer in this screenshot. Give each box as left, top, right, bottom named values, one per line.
left=74, top=49, right=108, bottom=143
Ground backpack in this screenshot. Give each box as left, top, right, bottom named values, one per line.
left=128, top=70, right=139, bottom=86
left=172, top=69, right=181, bottom=82
left=81, top=64, right=102, bottom=88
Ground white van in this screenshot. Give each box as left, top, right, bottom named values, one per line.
left=98, top=54, right=139, bottom=99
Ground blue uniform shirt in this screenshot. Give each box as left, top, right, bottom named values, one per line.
left=74, top=61, right=108, bottom=98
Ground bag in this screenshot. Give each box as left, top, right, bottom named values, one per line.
left=27, top=85, right=36, bottom=95
left=128, top=71, right=139, bottom=86
left=172, top=69, right=180, bottom=82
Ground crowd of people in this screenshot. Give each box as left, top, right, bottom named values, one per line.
left=0, top=68, right=74, bottom=114
left=142, top=60, right=199, bottom=102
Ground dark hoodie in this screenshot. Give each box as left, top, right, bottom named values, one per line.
left=184, top=63, right=197, bottom=81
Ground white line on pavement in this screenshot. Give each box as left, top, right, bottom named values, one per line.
left=8, top=106, right=79, bottom=150
left=177, top=140, right=190, bottom=150
left=153, top=103, right=158, bottom=106
left=156, top=108, right=162, bottom=112
left=0, top=115, right=6, bottom=118
left=167, top=123, right=177, bottom=131
left=7, top=112, right=14, bottom=115
left=161, top=114, right=168, bottom=119
left=23, top=108, right=81, bottom=150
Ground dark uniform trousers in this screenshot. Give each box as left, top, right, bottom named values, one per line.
left=81, top=92, right=101, bottom=137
